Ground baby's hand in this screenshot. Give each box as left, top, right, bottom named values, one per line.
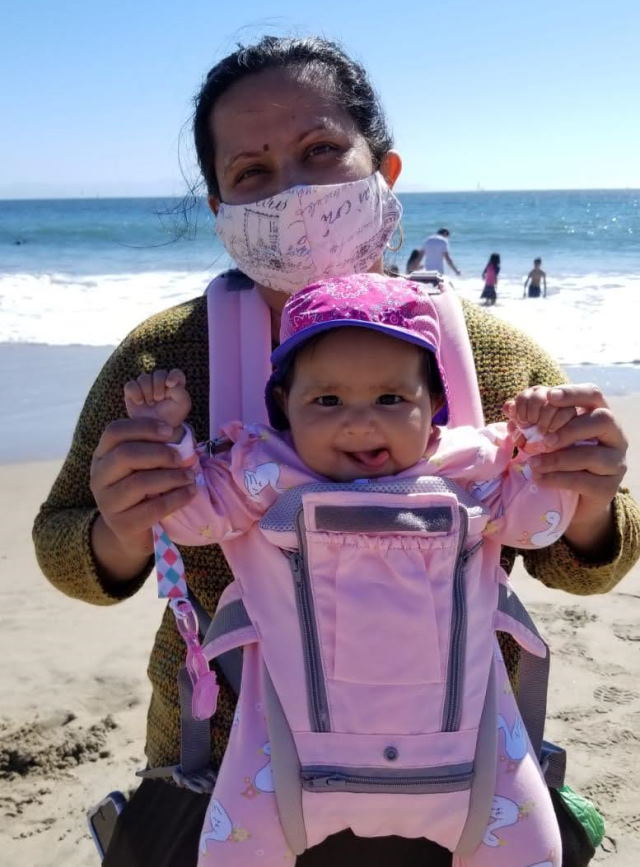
left=503, top=385, right=578, bottom=452
left=124, top=369, right=191, bottom=441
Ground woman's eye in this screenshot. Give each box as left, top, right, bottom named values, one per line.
left=235, top=165, right=265, bottom=183
left=306, top=142, right=338, bottom=159
left=314, top=395, right=341, bottom=407
left=377, top=394, right=404, bottom=405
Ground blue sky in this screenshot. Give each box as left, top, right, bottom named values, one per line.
left=2, top=0, right=638, bottom=197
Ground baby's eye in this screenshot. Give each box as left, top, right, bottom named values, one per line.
left=377, top=394, right=404, bottom=406
left=314, top=395, right=341, bottom=407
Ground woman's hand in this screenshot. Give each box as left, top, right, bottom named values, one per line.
left=507, top=384, right=628, bottom=559
left=89, top=418, right=197, bottom=582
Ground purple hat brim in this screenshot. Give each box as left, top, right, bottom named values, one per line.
left=271, top=319, right=438, bottom=367
left=267, top=319, right=449, bottom=429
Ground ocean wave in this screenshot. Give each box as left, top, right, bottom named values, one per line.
left=1, top=269, right=639, bottom=366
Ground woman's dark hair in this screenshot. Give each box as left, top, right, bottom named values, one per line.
left=486, top=252, right=501, bottom=275
left=193, top=35, right=393, bottom=197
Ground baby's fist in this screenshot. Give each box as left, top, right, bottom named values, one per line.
left=124, top=369, right=191, bottom=438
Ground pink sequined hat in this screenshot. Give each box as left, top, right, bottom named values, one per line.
left=266, top=273, right=448, bottom=428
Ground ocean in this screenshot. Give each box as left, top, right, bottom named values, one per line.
left=1, top=190, right=639, bottom=366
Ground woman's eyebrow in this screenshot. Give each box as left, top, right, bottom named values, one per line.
left=223, top=124, right=338, bottom=172
left=222, top=149, right=265, bottom=173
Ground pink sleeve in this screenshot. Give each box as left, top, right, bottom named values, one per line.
left=470, top=426, right=579, bottom=549
left=158, top=427, right=276, bottom=546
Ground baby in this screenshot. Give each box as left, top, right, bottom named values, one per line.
left=124, top=273, right=579, bottom=867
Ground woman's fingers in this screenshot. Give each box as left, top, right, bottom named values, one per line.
left=545, top=383, right=608, bottom=411
left=542, top=406, right=627, bottom=451
left=98, top=465, right=196, bottom=514
left=105, top=482, right=197, bottom=539
left=531, top=443, right=625, bottom=478
left=94, top=418, right=176, bottom=461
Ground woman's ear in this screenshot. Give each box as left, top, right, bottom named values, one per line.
left=380, top=151, right=402, bottom=188
left=208, top=194, right=220, bottom=216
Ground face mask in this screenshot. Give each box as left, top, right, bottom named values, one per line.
left=215, top=172, right=402, bottom=294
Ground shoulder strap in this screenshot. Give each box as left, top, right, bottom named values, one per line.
left=410, top=273, right=485, bottom=428
left=206, top=271, right=272, bottom=436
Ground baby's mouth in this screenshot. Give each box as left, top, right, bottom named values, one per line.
left=346, top=448, right=391, bottom=469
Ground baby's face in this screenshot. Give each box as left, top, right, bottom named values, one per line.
left=281, top=328, right=436, bottom=481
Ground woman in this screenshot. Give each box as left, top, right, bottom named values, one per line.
left=33, top=36, right=637, bottom=866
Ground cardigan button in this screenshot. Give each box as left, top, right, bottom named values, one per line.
left=384, top=746, right=398, bottom=761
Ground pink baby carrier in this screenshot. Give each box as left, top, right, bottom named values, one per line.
left=142, top=271, right=566, bottom=862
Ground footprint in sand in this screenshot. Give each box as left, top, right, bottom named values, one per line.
left=618, top=814, right=640, bottom=835
left=593, top=684, right=638, bottom=705
left=613, top=622, right=640, bottom=642
left=582, top=772, right=628, bottom=802
left=558, top=606, right=597, bottom=628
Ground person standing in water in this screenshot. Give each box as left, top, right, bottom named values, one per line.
left=480, top=253, right=500, bottom=306
left=524, top=258, right=548, bottom=298
left=419, top=228, right=461, bottom=275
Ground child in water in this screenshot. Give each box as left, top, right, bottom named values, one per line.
left=481, top=253, right=501, bottom=306
left=524, top=258, right=548, bottom=298
left=125, top=273, right=581, bottom=867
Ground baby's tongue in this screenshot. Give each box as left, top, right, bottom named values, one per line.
left=350, top=448, right=390, bottom=468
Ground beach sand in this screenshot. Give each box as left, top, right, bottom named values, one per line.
left=0, top=394, right=638, bottom=866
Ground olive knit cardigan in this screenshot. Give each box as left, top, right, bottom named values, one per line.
left=33, top=294, right=640, bottom=771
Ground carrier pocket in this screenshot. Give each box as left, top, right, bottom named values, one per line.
left=298, top=492, right=468, bottom=691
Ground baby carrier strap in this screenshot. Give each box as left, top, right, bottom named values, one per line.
left=205, top=269, right=272, bottom=435
left=495, top=583, right=566, bottom=787
left=408, top=272, right=484, bottom=427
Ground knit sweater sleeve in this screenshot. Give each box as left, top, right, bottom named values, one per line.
left=32, top=297, right=210, bottom=605
left=462, top=300, right=640, bottom=594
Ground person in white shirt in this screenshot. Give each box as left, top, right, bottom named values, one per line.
left=419, top=228, right=461, bottom=275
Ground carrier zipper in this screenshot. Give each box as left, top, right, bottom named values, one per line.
left=289, top=512, right=331, bottom=732
left=302, top=767, right=473, bottom=793
left=441, top=506, right=471, bottom=732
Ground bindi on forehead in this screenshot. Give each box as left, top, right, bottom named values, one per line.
left=262, top=144, right=269, bottom=152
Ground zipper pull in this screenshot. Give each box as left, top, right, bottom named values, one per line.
left=289, top=551, right=303, bottom=582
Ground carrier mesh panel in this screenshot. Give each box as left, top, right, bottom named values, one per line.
left=260, top=477, right=486, bottom=533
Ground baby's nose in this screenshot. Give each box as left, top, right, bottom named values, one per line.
left=343, top=407, right=375, bottom=434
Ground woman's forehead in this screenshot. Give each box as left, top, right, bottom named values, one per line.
left=210, top=68, right=355, bottom=152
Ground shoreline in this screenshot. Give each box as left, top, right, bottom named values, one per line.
left=1, top=342, right=639, bottom=464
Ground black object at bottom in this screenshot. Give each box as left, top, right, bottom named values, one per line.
left=102, top=778, right=595, bottom=866
left=548, top=787, right=596, bottom=867
left=102, top=778, right=451, bottom=866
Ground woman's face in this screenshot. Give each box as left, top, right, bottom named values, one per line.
left=208, top=67, right=400, bottom=208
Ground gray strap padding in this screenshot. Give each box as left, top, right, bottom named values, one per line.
left=142, top=594, right=250, bottom=790
left=455, top=659, right=498, bottom=854
left=189, top=591, right=245, bottom=694
left=201, top=597, right=249, bottom=695
left=263, top=665, right=307, bottom=855
left=497, top=585, right=554, bottom=779
left=177, top=666, right=216, bottom=777
left=204, top=597, right=252, bottom=643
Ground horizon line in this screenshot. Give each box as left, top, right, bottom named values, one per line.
left=1, top=185, right=639, bottom=203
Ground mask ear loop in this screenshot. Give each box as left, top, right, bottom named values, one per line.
left=386, top=223, right=404, bottom=252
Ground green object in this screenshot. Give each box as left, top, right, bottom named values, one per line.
left=557, top=784, right=605, bottom=848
